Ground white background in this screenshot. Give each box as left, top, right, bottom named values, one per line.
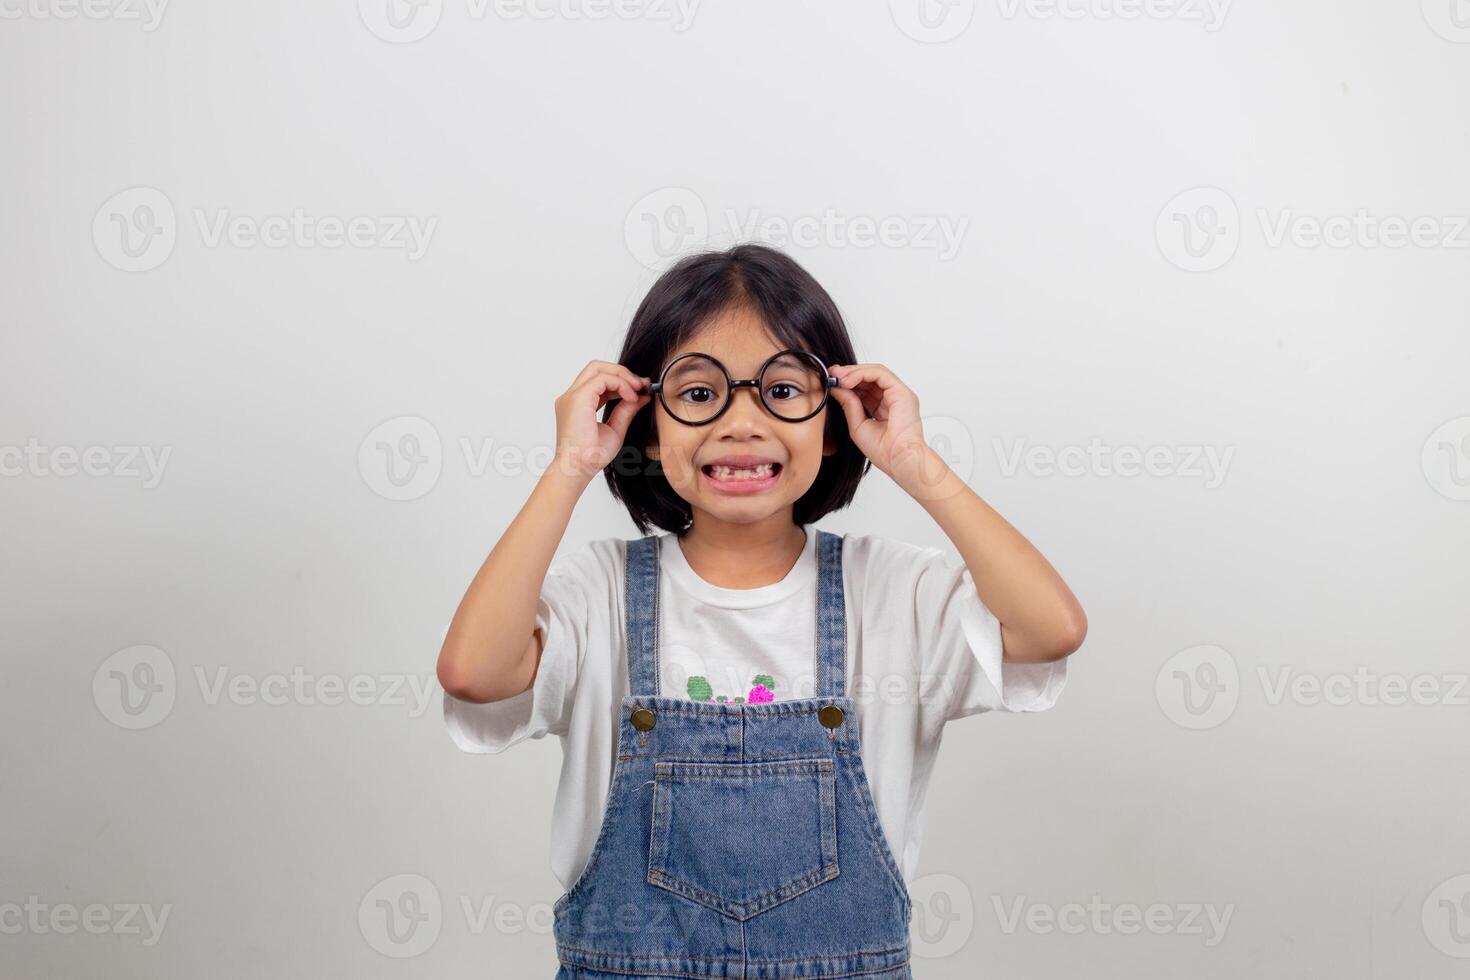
left=3, top=0, right=1468, bottom=976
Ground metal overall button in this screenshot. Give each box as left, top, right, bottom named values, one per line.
left=818, top=704, right=845, bottom=729
left=631, top=707, right=657, bottom=731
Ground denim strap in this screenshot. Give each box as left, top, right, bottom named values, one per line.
left=624, top=528, right=846, bottom=700
left=813, top=529, right=847, bottom=700
left=624, top=534, right=661, bottom=697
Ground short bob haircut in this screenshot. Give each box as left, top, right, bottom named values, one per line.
left=602, top=243, right=870, bottom=536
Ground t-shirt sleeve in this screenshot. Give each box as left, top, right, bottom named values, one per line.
left=906, top=541, right=1069, bottom=727
left=441, top=542, right=603, bottom=754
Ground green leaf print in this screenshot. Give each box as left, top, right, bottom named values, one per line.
left=686, top=673, right=777, bottom=704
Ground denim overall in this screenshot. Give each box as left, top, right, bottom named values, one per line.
left=552, top=528, right=914, bottom=979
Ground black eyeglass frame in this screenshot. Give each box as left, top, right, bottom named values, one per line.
left=647, top=349, right=840, bottom=426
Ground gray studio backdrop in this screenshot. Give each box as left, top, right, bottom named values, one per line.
left=3, top=1, right=1468, bottom=977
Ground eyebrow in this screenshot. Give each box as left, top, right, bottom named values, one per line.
left=666, top=359, right=722, bottom=383
left=663, top=352, right=801, bottom=380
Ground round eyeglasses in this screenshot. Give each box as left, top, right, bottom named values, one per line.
left=649, top=349, right=839, bottom=426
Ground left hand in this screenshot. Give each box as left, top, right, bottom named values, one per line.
left=828, top=363, right=945, bottom=493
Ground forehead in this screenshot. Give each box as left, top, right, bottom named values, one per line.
left=664, top=306, right=788, bottom=374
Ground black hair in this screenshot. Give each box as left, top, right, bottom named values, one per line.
left=601, top=243, right=870, bottom=536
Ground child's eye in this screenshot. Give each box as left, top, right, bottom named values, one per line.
left=678, top=385, right=718, bottom=404
left=765, top=382, right=802, bottom=401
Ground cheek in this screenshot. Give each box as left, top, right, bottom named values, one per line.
left=788, top=428, right=829, bottom=473
left=656, top=431, right=701, bottom=486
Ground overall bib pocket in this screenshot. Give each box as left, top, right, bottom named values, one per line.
left=647, top=757, right=838, bottom=921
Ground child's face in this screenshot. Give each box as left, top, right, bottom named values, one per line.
left=646, top=304, right=836, bottom=528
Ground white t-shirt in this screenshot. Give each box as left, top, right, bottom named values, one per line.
left=442, top=524, right=1069, bottom=891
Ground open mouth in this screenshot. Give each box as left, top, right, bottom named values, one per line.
left=700, top=461, right=783, bottom=493
left=702, top=462, right=781, bottom=480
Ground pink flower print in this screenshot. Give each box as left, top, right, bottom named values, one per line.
left=747, top=684, right=774, bottom=703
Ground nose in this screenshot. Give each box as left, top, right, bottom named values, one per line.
left=715, top=385, right=770, bottom=433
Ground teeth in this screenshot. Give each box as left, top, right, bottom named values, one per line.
left=709, top=463, right=775, bottom=480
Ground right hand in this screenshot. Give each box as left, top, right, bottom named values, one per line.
left=552, top=360, right=652, bottom=482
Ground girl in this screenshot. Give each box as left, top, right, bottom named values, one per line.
left=437, top=243, right=1085, bottom=978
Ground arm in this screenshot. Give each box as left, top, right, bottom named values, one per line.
left=435, top=467, right=587, bottom=703
left=435, top=360, right=651, bottom=703
left=828, top=363, right=1087, bottom=666
left=904, top=444, right=1086, bottom=664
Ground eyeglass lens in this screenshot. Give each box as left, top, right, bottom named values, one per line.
left=661, top=352, right=827, bottom=423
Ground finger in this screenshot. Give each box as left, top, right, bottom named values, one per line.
left=569, top=360, right=610, bottom=389
left=571, top=361, right=650, bottom=394
left=609, top=361, right=652, bottom=390
left=836, top=365, right=908, bottom=413
left=838, top=372, right=888, bottom=415
left=834, top=364, right=900, bottom=390
left=581, top=371, right=642, bottom=409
